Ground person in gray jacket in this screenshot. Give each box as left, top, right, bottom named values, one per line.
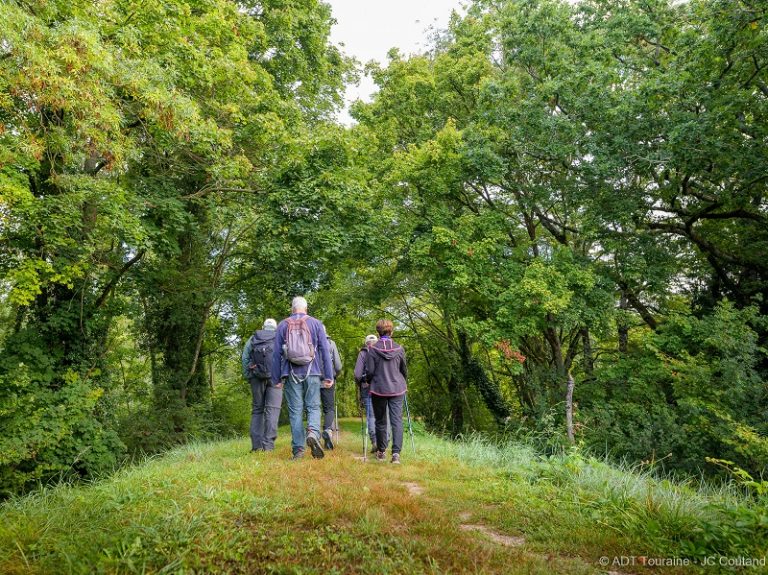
left=365, top=319, right=407, bottom=464
left=241, top=318, right=282, bottom=451
left=321, top=335, right=343, bottom=449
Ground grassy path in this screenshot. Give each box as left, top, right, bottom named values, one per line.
left=0, top=421, right=750, bottom=574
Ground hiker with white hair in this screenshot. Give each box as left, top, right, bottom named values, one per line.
left=271, top=296, right=335, bottom=459
left=354, top=334, right=387, bottom=451
left=241, top=318, right=282, bottom=451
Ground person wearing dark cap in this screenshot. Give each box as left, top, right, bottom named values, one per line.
left=365, top=320, right=407, bottom=464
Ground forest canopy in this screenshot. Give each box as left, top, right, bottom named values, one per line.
left=1, top=0, right=767, bottom=497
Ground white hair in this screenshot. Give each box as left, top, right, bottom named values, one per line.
left=291, top=296, right=308, bottom=313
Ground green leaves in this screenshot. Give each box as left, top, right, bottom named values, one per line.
left=349, top=0, right=768, bottom=475
left=0, top=0, right=352, bottom=495
left=1, top=0, right=767, bottom=493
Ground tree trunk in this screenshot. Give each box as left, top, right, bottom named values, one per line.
left=447, top=374, right=464, bottom=439
left=618, top=292, right=629, bottom=353
left=544, top=313, right=565, bottom=375
left=581, top=327, right=594, bottom=376
left=459, top=332, right=511, bottom=427
left=565, top=372, right=575, bottom=444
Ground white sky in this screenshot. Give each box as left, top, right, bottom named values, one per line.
left=327, top=0, right=467, bottom=124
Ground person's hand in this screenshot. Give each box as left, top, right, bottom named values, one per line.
left=323, top=379, right=334, bottom=388
left=273, top=380, right=284, bottom=389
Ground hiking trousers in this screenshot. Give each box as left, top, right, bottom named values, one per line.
left=321, top=385, right=336, bottom=432
left=371, top=393, right=403, bottom=455
left=249, top=376, right=283, bottom=451
left=283, top=373, right=321, bottom=454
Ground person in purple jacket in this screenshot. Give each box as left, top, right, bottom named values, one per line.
left=365, top=319, right=407, bottom=464
left=272, top=296, right=335, bottom=460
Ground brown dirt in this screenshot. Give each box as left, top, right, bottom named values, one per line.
left=459, top=523, right=526, bottom=547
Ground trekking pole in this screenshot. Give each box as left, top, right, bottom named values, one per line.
left=335, top=403, right=340, bottom=446
left=362, top=405, right=368, bottom=461
left=357, top=384, right=367, bottom=461
left=404, top=393, right=416, bottom=455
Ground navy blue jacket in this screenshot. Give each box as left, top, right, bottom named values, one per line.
left=271, top=313, right=334, bottom=384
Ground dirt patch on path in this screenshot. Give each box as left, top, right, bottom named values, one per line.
left=458, top=518, right=638, bottom=574
left=459, top=523, right=525, bottom=547
left=402, top=482, right=425, bottom=496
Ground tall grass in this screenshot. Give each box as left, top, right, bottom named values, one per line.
left=430, top=432, right=768, bottom=559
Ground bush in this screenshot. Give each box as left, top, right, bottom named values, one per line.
left=580, top=301, right=768, bottom=478
left=0, top=365, right=125, bottom=497
left=117, top=377, right=251, bottom=456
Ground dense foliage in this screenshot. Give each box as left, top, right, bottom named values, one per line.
left=346, top=0, right=768, bottom=479
left=0, top=0, right=356, bottom=495
left=1, top=0, right=766, bottom=496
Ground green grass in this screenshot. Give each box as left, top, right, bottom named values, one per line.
left=1, top=421, right=766, bottom=574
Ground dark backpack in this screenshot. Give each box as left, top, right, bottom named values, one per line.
left=248, top=334, right=274, bottom=378
left=285, top=316, right=315, bottom=366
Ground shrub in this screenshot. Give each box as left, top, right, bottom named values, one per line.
left=0, top=365, right=125, bottom=497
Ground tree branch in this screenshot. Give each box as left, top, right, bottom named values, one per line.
left=94, top=250, right=146, bottom=310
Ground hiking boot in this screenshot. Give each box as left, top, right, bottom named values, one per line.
left=291, top=449, right=305, bottom=461
left=370, top=444, right=378, bottom=454
left=322, top=429, right=335, bottom=450
left=307, top=434, right=325, bottom=459
left=376, top=450, right=386, bottom=462
left=391, top=453, right=401, bottom=465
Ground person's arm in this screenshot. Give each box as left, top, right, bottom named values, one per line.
left=241, top=336, right=252, bottom=379
left=271, top=323, right=284, bottom=385
left=353, top=350, right=365, bottom=383
left=331, top=340, right=342, bottom=376
left=316, top=323, right=334, bottom=382
left=365, top=349, right=376, bottom=383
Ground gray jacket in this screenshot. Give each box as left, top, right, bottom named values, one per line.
left=354, top=346, right=369, bottom=384
left=325, top=337, right=343, bottom=377
left=365, top=337, right=407, bottom=396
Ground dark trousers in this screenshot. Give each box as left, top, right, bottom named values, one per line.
left=320, top=386, right=335, bottom=432
left=371, top=394, right=404, bottom=455
left=249, top=376, right=283, bottom=450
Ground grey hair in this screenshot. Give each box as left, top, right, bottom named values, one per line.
left=291, top=296, right=308, bottom=312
